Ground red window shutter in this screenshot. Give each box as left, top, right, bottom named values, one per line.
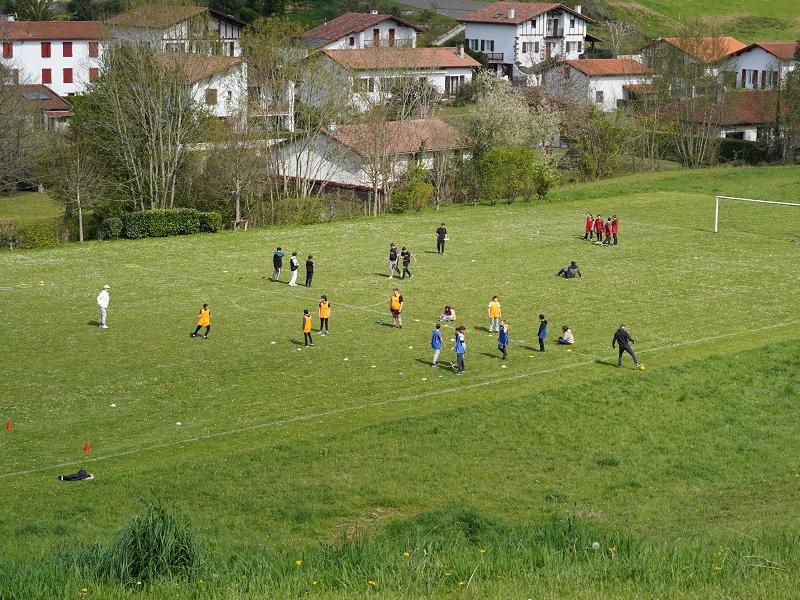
left=42, top=68, right=52, bottom=84
left=89, top=67, right=99, bottom=82
left=63, top=41, right=72, bottom=57
left=63, top=68, right=73, bottom=84
left=88, top=42, right=99, bottom=57
left=2, top=42, right=12, bottom=59
left=41, top=41, right=51, bottom=58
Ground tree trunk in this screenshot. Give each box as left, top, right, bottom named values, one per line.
left=77, top=191, right=84, bottom=244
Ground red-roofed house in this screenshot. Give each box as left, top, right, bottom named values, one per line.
left=0, top=19, right=104, bottom=96
left=303, top=11, right=420, bottom=50
left=11, top=83, right=73, bottom=130
left=458, top=2, right=596, bottom=78
left=641, top=37, right=746, bottom=80
left=727, top=42, right=799, bottom=90
left=542, top=58, right=651, bottom=111
left=276, top=118, right=470, bottom=191
left=320, top=46, right=480, bottom=109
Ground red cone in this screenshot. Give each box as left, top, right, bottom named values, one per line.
left=5, top=419, right=11, bottom=432
left=83, top=441, right=91, bottom=454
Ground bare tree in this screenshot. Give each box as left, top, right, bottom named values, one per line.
left=0, top=66, right=45, bottom=195
left=601, top=20, right=636, bottom=57
left=772, top=47, right=800, bottom=162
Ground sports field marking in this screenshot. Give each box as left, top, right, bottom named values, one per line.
left=2, top=319, right=797, bottom=481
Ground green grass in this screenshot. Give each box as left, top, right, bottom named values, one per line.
left=602, top=0, right=800, bottom=41
left=0, top=191, right=61, bottom=220
left=1, top=165, right=799, bottom=597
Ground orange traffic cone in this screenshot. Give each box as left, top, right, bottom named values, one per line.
left=83, top=441, right=91, bottom=454
left=5, top=419, right=11, bottom=432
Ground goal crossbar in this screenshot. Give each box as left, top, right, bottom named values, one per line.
left=714, top=195, right=800, bottom=233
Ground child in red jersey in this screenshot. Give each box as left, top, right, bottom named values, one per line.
left=584, top=213, right=593, bottom=240
left=603, top=217, right=613, bottom=245
left=611, top=215, right=619, bottom=245
left=594, top=214, right=604, bottom=244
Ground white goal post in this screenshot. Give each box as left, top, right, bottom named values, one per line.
left=714, top=195, right=800, bottom=233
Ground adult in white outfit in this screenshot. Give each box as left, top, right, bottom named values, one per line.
left=288, top=252, right=299, bottom=286
left=97, top=284, right=110, bottom=328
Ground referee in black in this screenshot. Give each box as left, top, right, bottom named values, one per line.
left=436, top=223, right=447, bottom=255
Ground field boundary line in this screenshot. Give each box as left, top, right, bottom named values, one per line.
left=1, top=319, right=798, bottom=480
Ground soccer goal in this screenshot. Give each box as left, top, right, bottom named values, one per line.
left=714, top=195, right=800, bottom=235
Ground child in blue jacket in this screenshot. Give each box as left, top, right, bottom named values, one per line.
left=431, top=323, right=443, bottom=366
left=538, top=314, right=547, bottom=352
left=498, top=319, right=509, bottom=360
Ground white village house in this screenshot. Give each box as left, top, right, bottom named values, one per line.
left=276, top=117, right=469, bottom=192
left=0, top=19, right=104, bottom=96
left=459, top=2, right=597, bottom=79
left=155, top=53, right=246, bottom=120
left=303, top=11, right=420, bottom=50
left=726, top=42, right=799, bottom=90
left=320, top=46, right=480, bottom=109
left=107, top=4, right=245, bottom=57
left=11, top=83, right=73, bottom=130
left=641, top=36, right=746, bottom=77
left=541, top=58, right=651, bottom=111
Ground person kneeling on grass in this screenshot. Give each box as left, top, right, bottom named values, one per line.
left=191, top=303, right=211, bottom=338
left=438, top=305, right=456, bottom=321
left=557, top=325, right=574, bottom=345
left=556, top=261, right=582, bottom=278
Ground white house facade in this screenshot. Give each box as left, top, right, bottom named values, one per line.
left=459, top=2, right=595, bottom=78
left=541, top=58, right=651, bottom=111
left=0, top=20, right=104, bottom=96
left=107, top=4, right=244, bottom=57
left=321, top=46, right=479, bottom=110
left=304, top=11, right=420, bottom=50
left=726, top=42, right=799, bottom=90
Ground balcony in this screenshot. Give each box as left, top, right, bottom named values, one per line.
left=362, top=38, right=415, bottom=49
left=483, top=52, right=504, bottom=62
left=545, top=27, right=564, bottom=38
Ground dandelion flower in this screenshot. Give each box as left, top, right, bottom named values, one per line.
left=480, top=549, right=486, bottom=554
left=458, top=581, right=465, bottom=586
left=136, top=581, right=143, bottom=586
left=403, top=552, right=411, bottom=558
left=295, top=560, right=303, bottom=567
left=80, top=588, right=88, bottom=593
left=312, top=580, right=318, bottom=586
left=368, top=580, right=377, bottom=587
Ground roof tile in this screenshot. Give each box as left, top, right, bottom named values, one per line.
left=328, top=118, right=466, bottom=157
left=2, top=20, right=104, bottom=41
left=324, top=46, right=480, bottom=70
left=459, top=2, right=594, bottom=25
left=304, top=12, right=421, bottom=48
left=565, top=58, right=650, bottom=76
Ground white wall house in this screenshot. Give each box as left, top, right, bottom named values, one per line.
left=156, top=53, right=246, bottom=120
left=726, top=42, right=799, bottom=90
left=107, top=4, right=244, bottom=57
left=11, top=83, right=73, bottom=130
left=641, top=37, right=746, bottom=78
left=320, top=46, right=479, bottom=110
left=459, top=2, right=596, bottom=78
left=304, top=11, right=420, bottom=50
left=0, top=20, right=104, bottom=96
left=276, top=117, right=469, bottom=191
left=541, top=58, right=650, bottom=111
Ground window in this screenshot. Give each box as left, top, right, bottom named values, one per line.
left=740, top=68, right=746, bottom=87
left=480, top=40, right=485, bottom=51
left=522, top=42, right=527, bottom=53
left=63, top=68, right=73, bottom=84
left=41, top=68, right=52, bottom=84
left=595, top=90, right=604, bottom=103
left=2, top=42, right=12, bottom=59
left=62, top=42, right=72, bottom=57
left=353, top=77, right=374, bottom=93
left=88, top=41, right=99, bottom=58
left=205, top=88, right=218, bottom=105
left=577, top=41, right=582, bottom=52
left=89, top=67, right=99, bottom=82
left=227, top=90, right=232, bottom=102
left=388, top=28, right=395, bottom=46
left=41, top=41, right=51, bottom=58
left=566, top=41, right=575, bottom=52
left=444, top=75, right=465, bottom=96
left=534, top=41, right=540, bottom=53
left=760, top=70, right=766, bottom=89
left=488, top=40, right=494, bottom=51
left=228, top=41, right=235, bottom=56
left=570, top=17, right=575, bottom=28
left=348, top=36, right=355, bottom=46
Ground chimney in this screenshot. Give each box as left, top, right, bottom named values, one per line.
left=508, top=7, right=515, bottom=19
left=574, top=4, right=581, bottom=13
left=370, top=9, right=378, bottom=14
left=458, top=44, right=464, bottom=58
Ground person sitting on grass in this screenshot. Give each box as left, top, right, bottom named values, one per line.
left=438, top=305, right=456, bottom=322
left=557, top=325, right=574, bottom=345
left=556, top=261, right=582, bottom=278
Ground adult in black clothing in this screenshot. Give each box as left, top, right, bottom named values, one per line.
left=436, top=223, right=447, bottom=255
left=305, top=255, right=314, bottom=287
left=556, top=261, right=582, bottom=278
left=388, top=243, right=401, bottom=278
left=612, top=325, right=644, bottom=369
left=400, top=247, right=415, bottom=279
left=537, top=314, right=548, bottom=352
left=271, top=247, right=284, bottom=281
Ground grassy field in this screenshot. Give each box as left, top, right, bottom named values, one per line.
left=603, top=0, right=800, bottom=41
left=0, top=191, right=61, bottom=220
left=1, top=165, right=799, bottom=597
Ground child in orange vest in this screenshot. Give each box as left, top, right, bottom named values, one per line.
left=302, top=309, right=314, bottom=346
left=191, top=303, right=210, bottom=339
left=487, top=296, right=501, bottom=333
left=318, top=295, right=331, bottom=334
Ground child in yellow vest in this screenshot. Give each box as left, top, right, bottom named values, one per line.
left=487, top=296, right=501, bottom=333
left=318, top=295, right=331, bottom=334
left=191, top=303, right=211, bottom=339
left=389, top=288, right=404, bottom=328
left=302, top=309, right=314, bottom=347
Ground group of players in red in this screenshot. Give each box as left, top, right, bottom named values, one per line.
left=583, top=213, right=619, bottom=245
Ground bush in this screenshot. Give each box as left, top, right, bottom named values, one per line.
left=198, top=211, right=222, bottom=233
left=392, top=165, right=433, bottom=213
left=0, top=220, right=16, bottom=249
left=99, top=217, right=123, bottom=239
left=122, top=212, right=148, bottom=239
left=17, top=218, right=59, bottom=249
left=145, top=208, right=200, bottom=237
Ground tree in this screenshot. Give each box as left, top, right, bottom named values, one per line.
left=601, top=20, right=637, bottom=57
left=476, top=146, right=558, bottom=204
left=17, top=0, right=54, bottom=20
left=772, top=46, right=800, bottom=162
left=73, top=43, right=206, bottom=211
left=0, top=66, right=45, bottom=195
left=571, top=107, right=634, bottom=180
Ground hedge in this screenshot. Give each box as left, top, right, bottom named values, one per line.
left=121, top=208, right=220, bottom=239
left=100, top=217, right=124, bottom=239
left=0, top=218, right=60, bottom=249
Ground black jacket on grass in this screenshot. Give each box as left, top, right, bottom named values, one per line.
left=612, top=328, right=635, bottom=348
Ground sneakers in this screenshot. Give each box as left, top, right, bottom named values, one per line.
left=100, top=325, right=108, bottom=329
left=203, top=335, right=208, bottom=339
left=191, top=333, right=196, bottom=338
left=432, top=363, right=438, bottom=367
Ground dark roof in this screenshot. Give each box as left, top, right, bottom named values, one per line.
left=459, top=2, right=595, bottom=25
left=2, top=20, right=104, bottom=41
left=107, top=4, right=244, bottom=29
left=565, top=58, right=650, bottom=76
left=323, top=46, right=480, bottom=70
left=12, top=84, right=71, bottom=111
left=154, top=53, right=242, bottom=83
left=327, top=118, right=467, bottom=157
left=303, top=12, right=421, bottom=49
left=656, top=37, right=746, bottom=63
left=730, top=42, right=800, bottom=61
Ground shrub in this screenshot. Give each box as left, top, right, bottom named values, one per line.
left=122, top=212, right=148, bottom=239
left=198, top=211, right=222, bottom=233
left=0, top=220, right=17, bottom=249
left=145, top=208, right=200, bottom=237
left=100, top=217, right=123, bottom=239
left=17, top=218, right=59, bottom=249
left=392, top=165, right=433, bottom=213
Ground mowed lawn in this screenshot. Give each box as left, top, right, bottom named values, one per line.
left=1, top=165, right=799, bottom=570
